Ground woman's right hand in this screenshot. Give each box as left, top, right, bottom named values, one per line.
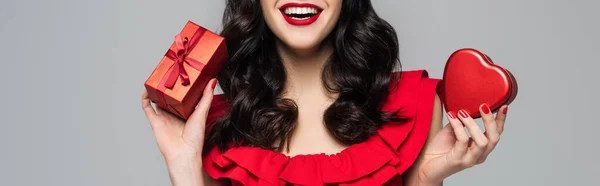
left=142, top=78, right=217, bottom=186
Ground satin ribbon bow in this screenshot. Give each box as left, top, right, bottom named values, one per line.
left=162, top=30, right=206, bottom=89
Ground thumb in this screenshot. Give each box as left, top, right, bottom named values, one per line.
left=441, top=121, right=454, bottom=132
left=183, top=78, right=216, bottom=147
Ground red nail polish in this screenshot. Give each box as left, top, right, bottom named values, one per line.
left=482, top=104, right=490, bottom=114
left=211, top=79, right=217, bottom=89
left=447, top=112, right=456, bottom=119
left=458, top=110, right=470, bottom=118
left=502, top=106, right=508, bottom=114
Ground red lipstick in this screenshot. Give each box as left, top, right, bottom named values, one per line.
left=279, top=3, right=323, bottom=26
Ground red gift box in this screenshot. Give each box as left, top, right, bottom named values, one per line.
left=144, top=21, right=228, bottom=120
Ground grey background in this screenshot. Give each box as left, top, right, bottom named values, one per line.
left=0, top=0, right=596, bottom=185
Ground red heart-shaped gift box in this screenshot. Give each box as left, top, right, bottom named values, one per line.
left=438, top=48, right=518, bottom=119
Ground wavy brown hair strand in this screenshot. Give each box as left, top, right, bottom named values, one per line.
left=204, top=0, right=409, bottom=154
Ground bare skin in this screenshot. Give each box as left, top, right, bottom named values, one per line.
left=142, top=0, right=509, bottom=185
left=275, top=39, right=348, bottom=156
left=142, top=48, right=508, bottom=186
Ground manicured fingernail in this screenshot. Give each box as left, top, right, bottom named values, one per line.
left=502, top=106, right=508, bottom=114
left=458, top=110, right=470, bottom=118
left=211, top=79, right=217, bottom=89
left=447, top=112, right=457, bottom=119
left=482, top=104, right=490, bottom=114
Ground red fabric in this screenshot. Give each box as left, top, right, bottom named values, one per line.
left=202, top=70, right=442, bottom=186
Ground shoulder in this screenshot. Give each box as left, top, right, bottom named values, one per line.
left=383, top=69, right=442, bottom=118
left=201, top=69, right=445, bottom=185
left=375, top=69, right=443, bottom=172
left=389, top=69, right=441, bottom=92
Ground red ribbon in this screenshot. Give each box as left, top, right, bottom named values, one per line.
left=155, top=28, right=207, bottom=118
left=162, top=29, right=207, bottom=89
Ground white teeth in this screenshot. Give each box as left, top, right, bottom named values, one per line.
left=283, top=7, right=319, bottom=15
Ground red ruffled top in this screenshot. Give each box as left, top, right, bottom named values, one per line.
left=203, top=70, right=442, bottom=186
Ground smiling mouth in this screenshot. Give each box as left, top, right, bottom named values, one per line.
left=282, top=7, right=321, bottom=20
left=279, top=3, right=323, bottom=25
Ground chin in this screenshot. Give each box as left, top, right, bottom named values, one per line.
left=278, top=35, right=324, bottom=51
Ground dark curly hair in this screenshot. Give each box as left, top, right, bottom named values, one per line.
left=203, top=0, right=409, bottom=153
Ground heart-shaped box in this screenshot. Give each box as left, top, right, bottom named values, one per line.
left=438, top=48, right=518, bottom=119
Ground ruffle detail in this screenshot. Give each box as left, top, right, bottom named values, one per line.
left=203, top=70, right=442, bottom=186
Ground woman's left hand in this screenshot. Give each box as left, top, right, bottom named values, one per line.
left=415, top=103, right=508, bottom=184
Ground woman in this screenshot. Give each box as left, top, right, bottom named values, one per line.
left=142, top=0, right=508, bottom=185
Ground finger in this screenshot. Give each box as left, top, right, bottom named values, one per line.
left=457, top=110, right=488, bottom=164
left=480, top=103, right=499, bottom=143
left=479, top=103, right=496, bottom=129
left=495, top=105, right=508, bottom=134
left=447, top=111, right=469, bottom=157
left=142, top=91, right=176, bottom=142
left=187, top=78, right=216, bottom=123
left=477, top=139, right=500, bottom=164
left=154, top=105, right=185, bottom=135
left=183, top=78, right=217, bottom=145
left=457, top=110, right=488, bottom=147
left=477, top=103, right=500, bottom=164
left=142, top=90, right=159, bottom=125
left=155, top=105, right=178, bottom=121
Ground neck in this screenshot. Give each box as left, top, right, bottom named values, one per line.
left=276, top=39, right=334, bottom=100
left=274, top=39, right=348, bottom=156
